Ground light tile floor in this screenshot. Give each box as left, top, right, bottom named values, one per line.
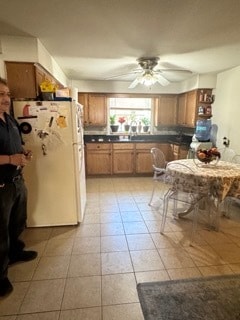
left=1, top=177, right=240, bottom=319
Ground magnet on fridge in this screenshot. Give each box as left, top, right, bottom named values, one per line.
left=19, top=122, right=32, bottom=134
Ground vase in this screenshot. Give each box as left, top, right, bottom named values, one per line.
left=143, top=126, right=149, bottom=133
left=124, top=124, right=130, bottom=132
left=110, top=125, right=119, bottom=133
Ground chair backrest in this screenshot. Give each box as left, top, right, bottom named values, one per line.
left=231, top=154, right=240, bottom=164
left=150, top=148, right=167, bottom=171
left=218, top=147, right=236, bottom=162
left=166, top=161, right=209, bottom=195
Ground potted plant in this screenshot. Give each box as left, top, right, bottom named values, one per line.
left=110, top=114, right=119, bottom=132
left=142, top=117, right=150, bottom=132
left=129, top=112, right=137, bottom=133
left=124, top=117, right=130, bottom=132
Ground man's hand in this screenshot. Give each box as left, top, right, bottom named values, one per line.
left=10, top=153, right=29, bottom=166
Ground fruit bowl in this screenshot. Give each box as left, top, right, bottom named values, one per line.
left=195, top=148, right=221, bottom=166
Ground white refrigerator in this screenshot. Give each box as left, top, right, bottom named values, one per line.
left=12, top=99, right=86, bottom=227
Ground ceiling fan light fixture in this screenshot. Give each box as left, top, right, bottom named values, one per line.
left=138, top=71, right=157, bottom=87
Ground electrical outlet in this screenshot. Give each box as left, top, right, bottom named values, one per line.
left=223, top=137, right=230, bottom=147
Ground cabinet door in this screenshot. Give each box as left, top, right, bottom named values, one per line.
left=186, top=90, right=198, bottom=127
left=177, top=93, right=187, bottom=125
left=5, top=62, right=37, bottom=99
left=88, top=94, right=107, bottom=126
left=157, top=143, right=170, bottom=162
left=179, top=146, right=189, bottom=159
left=86, top=143, right=112, bottom=175
left=135, top=151, right=153, bottom=173
left=78, top=93, right=88, bottom=126
left=135, top=143, right=159, bottom=174
left=113, top=150, right=134, bottom=174
left=86, top=151, right=112, bottom=175
left=154, top=95, right=177, bottom=126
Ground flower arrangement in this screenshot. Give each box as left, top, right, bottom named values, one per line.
left=118, top=116, right=126, bottom=124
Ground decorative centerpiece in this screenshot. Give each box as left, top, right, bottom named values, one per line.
left=118, top=116, right=126, bottom=131
left=195, top=147, right=221, bottom=166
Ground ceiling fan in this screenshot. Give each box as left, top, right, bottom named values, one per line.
left=106, top=57, right=192, bottom=89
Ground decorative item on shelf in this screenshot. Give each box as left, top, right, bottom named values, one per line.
left=198, top=105, right=205, bottom=115
left=194, top=147, right=221, bottom=167
left=137, top=121, right=142, bottom=133
left=141, top=117, right=150, bottom=133
left=204, top=93, right=213, bottom=103
left=109, top=114, right=119, bottom=133
left=205, top=105, right=212, bottom=115
left=40, top=79, right=58, bottom=101
left=118, top=116, right=126, bottom=131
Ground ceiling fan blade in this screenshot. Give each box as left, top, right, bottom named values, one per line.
left=154, top=74, right=170, bottom=86
left=105, top=70, right=141, bottom=80
left=154, top=69, right=192, bottom=74
left=128, top=77, right=141, bottom=89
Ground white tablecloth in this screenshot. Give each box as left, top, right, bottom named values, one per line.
left=167, top=159, right=240, bottom=201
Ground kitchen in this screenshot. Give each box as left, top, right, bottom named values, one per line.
left=1, top=0, right=240, bottom=318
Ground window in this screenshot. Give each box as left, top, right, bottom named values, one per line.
left=108, top=97, right=152, bottom=133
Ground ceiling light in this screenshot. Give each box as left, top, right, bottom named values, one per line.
left=138, top=71, right=157, bottom=87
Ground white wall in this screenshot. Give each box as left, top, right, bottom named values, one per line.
left=0, top=36, right=68, bottom=86
left=37, top=40, right=68, bottom=86
left=212, top=66, right=240, bottom=153
left=72, top=73, right=217, bottom=94
left=0, top=35, right=38, bottom=78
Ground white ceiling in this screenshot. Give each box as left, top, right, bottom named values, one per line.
left=1, top=0, right=240, bottom=85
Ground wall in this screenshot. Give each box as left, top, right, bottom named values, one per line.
left=72, top=73, right=217, bottom=94
left=0, top=36, right=68, bottom=86
left=0, top=35, right=38, bottom=77
left=212, top=66, right=240, bottom=153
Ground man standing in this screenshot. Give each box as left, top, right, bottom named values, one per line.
left=0, top=78, right=37, bottom=297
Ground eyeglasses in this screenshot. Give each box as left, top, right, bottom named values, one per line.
left=0, top=91, right=11, bottom=97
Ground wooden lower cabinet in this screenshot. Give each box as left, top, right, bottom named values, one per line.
left=85, top=142, right=173, bottom=176
left=86, top=143, right=112, bottom=175
left=135, top=143, right=159, bottom=174
left=112, top=143, right=134, bottom=174
left=169, top=144, right=189, bottom=161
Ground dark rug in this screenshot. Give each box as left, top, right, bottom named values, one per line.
left=137, top=275, right=240, bottom=320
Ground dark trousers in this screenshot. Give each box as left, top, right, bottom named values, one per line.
left=0, top=178, right=27, bottom=279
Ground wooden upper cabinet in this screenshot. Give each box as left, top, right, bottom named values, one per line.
left=78, top=93, right=107, bottom=127
left=5, top=61, right=63, bottom=99
left=5, top=62, right=37, bottom=99
left=185, top=90, right=198, bottom=127
left=177, top=93, right=187, bottom=125
left=154, top=95, right=177, bottom=126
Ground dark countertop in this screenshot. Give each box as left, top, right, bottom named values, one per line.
left=84, top=134, right=192, bottom=146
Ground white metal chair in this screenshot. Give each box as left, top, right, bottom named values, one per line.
left=224, top=154, right=240, bottom=217
left=148, top=148, right=168, bottom=208
left=218, top=147, right=236, bottom=162
left=160, top=162, right=211, bottom=245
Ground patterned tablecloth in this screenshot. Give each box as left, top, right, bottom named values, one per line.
left=167, top=159, right=240, bottom=201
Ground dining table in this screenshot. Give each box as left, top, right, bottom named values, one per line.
left=166, top=158, right=240, bottom=229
